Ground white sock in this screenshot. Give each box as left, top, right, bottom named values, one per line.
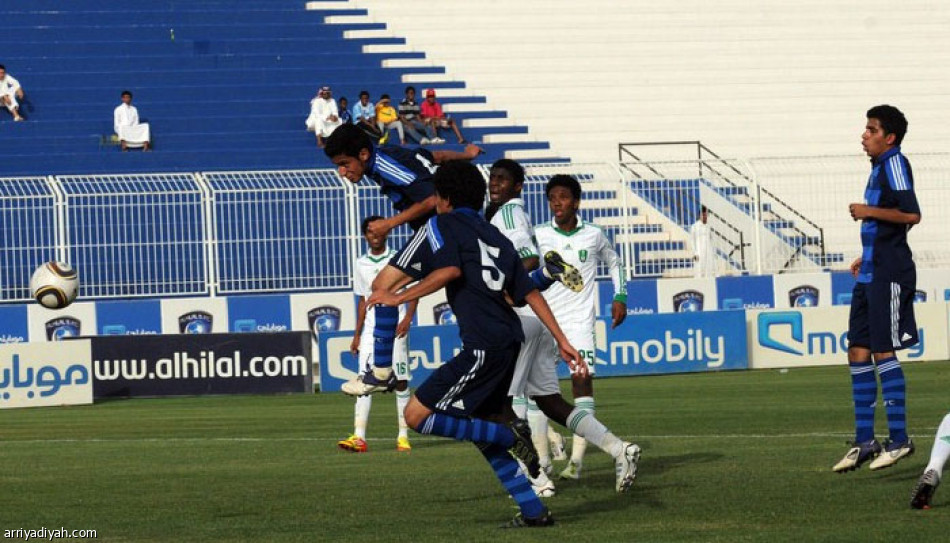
left=567, top=407, right=625, bottom=459
left=570, top=396, right=595, bottom=464
left=526, top=399, right=550, bottom=468
left=512, top=395, right=528, bottom=419
left=925, top=412, right=950, bottom=477
left=354, top=395, right=372, bottom=440
left=396, top=389, right=411, bottom=439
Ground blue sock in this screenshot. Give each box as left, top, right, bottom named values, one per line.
left=849, top=361, right=877, bottom=443
left=477, top=442, right=544, bottom=518
left=372, top=305, right=398, bottom=369
left=415, top=413, right=514, bottom=448
left=529, top=268, right=554, bottom=291
left=876, top=356, right=908, bottom=444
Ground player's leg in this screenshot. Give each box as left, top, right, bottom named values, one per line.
left=911, top=412, right=950, bottom=509
left=868, top=281, right=917, bottom=470
left=393, top=335, right=412, bottom=452
left=338, top=346, right=373, bottom=453
left=834, top=283, right=882, bottom=472
left=561, top=330, right=596, bottom=480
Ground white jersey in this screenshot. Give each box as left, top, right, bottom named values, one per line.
left=489, top=198, right=539, bottom=317
left=535, top=217, right=625, bottom=329
left=353, top=247, right=405, bottom=339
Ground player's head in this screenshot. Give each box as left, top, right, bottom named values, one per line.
left=700, top=205, right=708, bottom=223
left=325, top=123, right=373, bottom=183
left=121, top=90, right=132, bottom=104
left=864, top=104, right=907, bottom=159
left=361, top=214, right=386, bottom=250
left=434, top=160, right=486, bottom=213
left=545, top=174, right=581, bottom=227
left=488, top=159, right=525, bottom=206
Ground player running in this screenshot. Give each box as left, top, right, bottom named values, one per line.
left=534, top=174, right=629, bottom=481
left=833, top=105, right=921, bottom=473
left=337, top=216, right=417, bottom=453
left=487, top=160, right=640, bottom=495
left=367, top=160, right=583, bottom=527
left=910, top=412, right=950, bottom=509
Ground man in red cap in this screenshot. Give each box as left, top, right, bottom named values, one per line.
left=420, top=88, right=467, bottom=144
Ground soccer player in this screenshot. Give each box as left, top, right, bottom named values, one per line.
left=534, top=174, right=628, bottom=481
left=910, top=413, right=950, bottom=508
left=337, top=216, right=417, bottom=453
left=487, top=160, right=640, bottom=494
left=324, top=123, right=482, bottom=395
left=833, top=105, right=921, bottom=473
left=366, top=160, right=583, bottom=527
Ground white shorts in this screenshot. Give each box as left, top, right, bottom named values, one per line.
left=563, top=324, right=596, bottom=376
left=508, top=316, right=561, bottom=398
left=359, top=334, right=411, bottom=381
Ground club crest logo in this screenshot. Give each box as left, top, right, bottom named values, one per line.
left=308, top=306, right=342, bottom=338
left=789, top=285, right=819, bottom=307
left=45, top=316, right=81, bottom=341
left=673, top=290, right=704, bottom=312
left=578, top=249, right=588, bottom=263
left=179, top=311, right=213, bottom=334
left=914, top=289, right=927, bottom=303
left=433, top=302, right=457, bottom=325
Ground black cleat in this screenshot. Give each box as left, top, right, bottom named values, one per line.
left=910, top=469, right=940, bottom=509
left=544, top=251, right=584, bottom=292
left=508, top=418, right=542, bottom=479
left=500, top=507, right=555, bottom=528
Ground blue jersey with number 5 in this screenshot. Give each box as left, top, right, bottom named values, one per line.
left=366, top=145, right=438, bottom=230
left=392, top=208, right=533, bottom=350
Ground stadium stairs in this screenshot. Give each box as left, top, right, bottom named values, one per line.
left=0, top=0, right=562, bottom=177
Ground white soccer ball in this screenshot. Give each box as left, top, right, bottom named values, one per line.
left=30, top=262, right=79, bottom=309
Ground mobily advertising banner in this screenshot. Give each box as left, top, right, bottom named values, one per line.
left=1, top=340, right=93, bottom=409
left=90, top=332, right=312, bottom=398
left=318, top=325, right=461, bottom=393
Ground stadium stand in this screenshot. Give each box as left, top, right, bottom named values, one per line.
left=0, top=0, right=561, bottom=176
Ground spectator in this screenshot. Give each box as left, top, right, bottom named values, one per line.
left=113, top=90, right=151, bottom=151
left=399, top=86, right=437, bottom=145
left=0, top=64, right=25, bottom=122
left=306, top=86, right=342, bottom=148
left=352, top=90, right=382, bottom=140
left=375, top=94, right=405, bottom=145
left=420, top=89, right=466, bottom=144
left=690, top=205, right=714, bottom=277
left=338, top=97, right=352, bottom=125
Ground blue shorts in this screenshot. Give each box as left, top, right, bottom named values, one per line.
left=415, top=344, right=519, bottom=418
left=848, top=280, right=918, bottom=353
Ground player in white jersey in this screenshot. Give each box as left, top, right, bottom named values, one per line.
left=487, top=160, right=640, bottom=494
left=534, top=174, right=628, bottom=481
left=910, top=412, right=950, bottom=509
left=338, top=215, right=417, bottom=453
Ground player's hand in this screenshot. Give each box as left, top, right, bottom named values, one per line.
left=367, top=289, right=400, bottom=307
left=850, top=257, right=862, bottom=278
left=463, top=144, right=484, bottom=159
left=559, top=341, right=588, bottom=378
left=611, top=301, right=627, bottom=329
left=366, top=218, right=393, bottom=240
left=849, top=203, right=873, bottom=221
left=396, top=316, right=411, bottom=338
left=349, top=334, right=360, bottom=355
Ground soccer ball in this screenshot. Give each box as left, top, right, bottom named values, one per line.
left=30, top=262, right=79, bottom=309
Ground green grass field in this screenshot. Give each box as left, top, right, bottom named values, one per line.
left=2, top=363, right=949, bottom=542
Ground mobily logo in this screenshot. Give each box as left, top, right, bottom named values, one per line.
left=609, top=329, right=725, bottom=368
left=757, top=311, right=924, bottom=359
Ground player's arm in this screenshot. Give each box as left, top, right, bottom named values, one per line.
left=369, top=266, right=461, bottom=307
left=523, top=289, right=587, bottom=376
left=351, top=295, right=367, bottom=354
left=850, top=157, right=921, bottom=225
left=396, top=299, right=418, bottom=338
left=598, top=231, right=628, bottom=329
left=849, top=204, right=920, bottom=225
left=432, top=145, right=484, bottom=163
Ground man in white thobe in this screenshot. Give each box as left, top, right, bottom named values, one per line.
left=690, top=205, right=716, bottom=277
left=306, top=86, right=342, bottom=147
left=0, top=64, right=25, bottom=121
left=114, top=90, right=151, bottom=151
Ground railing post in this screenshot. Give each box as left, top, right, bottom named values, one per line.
left=45, top=175, right=68, bottom=264
left=743, top=159, right=764, bottom=275
left=193, top=172, right=218, bottom=296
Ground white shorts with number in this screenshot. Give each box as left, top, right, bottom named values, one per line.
left=359, top=334, right=411, bottom=381
left=508, top=315, right=561, bottom=397
left=562, top=324, right=596, bottom=376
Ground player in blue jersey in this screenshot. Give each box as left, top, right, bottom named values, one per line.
left=324, top=124, right=483, bottom=395
left=367, top=160, right=584, bottom=528
left=833, top=105, right=921, bottom=473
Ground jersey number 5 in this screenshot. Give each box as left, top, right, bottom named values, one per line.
left=478, top=240, right=506, bottom=292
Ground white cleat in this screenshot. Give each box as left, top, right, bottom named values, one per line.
left=869, top=439, right=915, bottom=471
left=616, top=443, right=641, bottom=493
left=340, top=367, right=396, bottom=396
left=559, top=460, right=581, bottom=480
left=548, top=429, right=567, bottom=461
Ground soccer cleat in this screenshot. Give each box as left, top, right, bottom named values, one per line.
left=869, top=439, right=915, bottom=471
left=616, top=442, right=641, bottom=493
left=419, top=137, right=431, bottom=145
left=337, top=434, right=368, bottom=453
left=396, top=436, right=412, bottom=452
left=341, top=367, right=396, bottom=396
left=500, top=507, right=555, bottom=529
left=548, top=430, right=568, bottom=461
left=508, top=419, right=542, bottom=479
left=832, top=439, right=882, bottom=472
left=379, top=132, right=389, bottom=145
left=532, top=478, right=556, bottom=498
left=559, top=460, right=582, bottom=480
left=543, top=251, right=584, bottom=293
left=910, top=469, right=940, bottom=509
